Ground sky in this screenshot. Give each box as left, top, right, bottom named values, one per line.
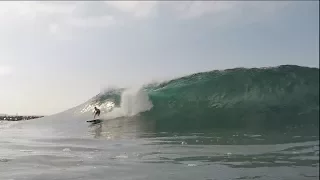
left=0, top=1, right=319, bottom=116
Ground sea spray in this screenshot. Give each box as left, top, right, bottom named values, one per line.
left=101, top=87, right=153, bottom=119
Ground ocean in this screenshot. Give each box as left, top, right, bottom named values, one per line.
left=0, top=65, right=319, bottom=180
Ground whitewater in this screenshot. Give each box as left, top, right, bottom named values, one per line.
left=0, top=65, right=318, bottom=180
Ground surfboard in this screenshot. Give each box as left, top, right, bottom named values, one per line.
left=86, top=119, right=102, bottom=123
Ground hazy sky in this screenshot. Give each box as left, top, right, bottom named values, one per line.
left=0, top=1, right=319, bottom=115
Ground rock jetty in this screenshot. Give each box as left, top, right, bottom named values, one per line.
left=0, top=115, right=44, bottom=121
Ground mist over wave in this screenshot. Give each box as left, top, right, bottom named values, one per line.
left=102, top=87, right=153, bottom=119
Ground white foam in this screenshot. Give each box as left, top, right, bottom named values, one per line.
left=101, top=87, right=153, bottom=119
left=0, top=121, right=20, bottom=130
left=62, top=148, right=71, bottom=152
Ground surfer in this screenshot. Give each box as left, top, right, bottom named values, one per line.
left=93, top=107, right=100, bottom=119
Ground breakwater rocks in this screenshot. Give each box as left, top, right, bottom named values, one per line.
left=0, top=116, right=44, bottom=121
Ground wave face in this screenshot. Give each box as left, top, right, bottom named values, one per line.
left=80, top=65, right=319, bottom=131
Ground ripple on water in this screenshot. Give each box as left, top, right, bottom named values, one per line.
left=0, top=158, right=11, bottom=163
left=116, top=155, right=129, bottom=159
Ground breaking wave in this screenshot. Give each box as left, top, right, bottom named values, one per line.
left=78, top=65, right=319, bottom=131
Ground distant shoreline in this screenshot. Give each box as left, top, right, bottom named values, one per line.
left=0, top=115, right=44, bottom=121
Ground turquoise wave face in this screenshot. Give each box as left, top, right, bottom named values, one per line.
left=89, top=65, right=319, bottom=131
